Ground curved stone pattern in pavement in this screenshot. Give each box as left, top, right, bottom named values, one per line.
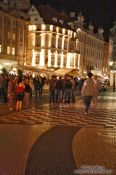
left=25, top=126, right=81, bottom=175
left=73, top=128, right=116, bottom=175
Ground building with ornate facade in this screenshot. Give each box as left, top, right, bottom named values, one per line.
left=0, top=2, right=106, bottom=77
left=25, top=4, right=105, bottom=77
left=109, top=22, right=116, bottom=87
left=0, top=0, right=30, bottom=72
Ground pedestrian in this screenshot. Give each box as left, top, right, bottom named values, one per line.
left=91, top=75, right=101, bottom=107
left=55, top=76, right=63, bottom=103
left=7, top=77, right=16, bottom=111
left=24, top=79, right=31, bottom=108
left=49, top=75, right=56, bottom=103
left=64, top=77, right=72, bottom=103
left=16, top=77, right=25, bottom=111
left=81, top=72, right=94, bottom=115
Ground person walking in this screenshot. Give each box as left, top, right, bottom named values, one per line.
left=81, top=72, right=94, bottom=115
left=91, top=75, right=101, bottom=107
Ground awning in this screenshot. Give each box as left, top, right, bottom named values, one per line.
left=54, top=68, right=73, bottom=75
left=54, top=68, right=81, bottom=77
left=67, top=70, right=81, bottom=77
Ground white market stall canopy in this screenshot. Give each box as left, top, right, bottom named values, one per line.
left=54, top=68, right=81, bottom=77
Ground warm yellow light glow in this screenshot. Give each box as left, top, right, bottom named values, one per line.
left=50, top=25, right=53, bottom=31
left=28, top=25, right=32, bottom=31
left=0, top=65, right=3, bottom=69
left=56, top=35, right=59, bottom=48
left=73, top=53, right=76, bottom=69
left=74, top=32, right=76, bottom=37
left=62, top=28, right=65, bottom=34
left=4, top=63, right=12, bottom=66
left=110, top=61, right=113, bottom=66
left=28, top=25, right=37, bottom=31
left=66, top=53, right=71, bottom=68
left=48, top=49, right=51, bottom=67
left=12, top=47, right=15, bottom=55
left=33, top=25, right=37, bottom=31
left=60, top=52, right=64, bottom=68
left=56, top=27, right=59, bottom=32
left=48, top=34, right=52, bottom=47
left=41, top=24, right=46, bottom=30
left=77, top=28, right=81, bottom=32
left=41, top=33, right=45, bottom=46
left=68, top=30, right=71, bottom=35
left=62, top=36, right=64, bottom=49
left=54, top=51, right=58, bottom=67
left=40, top=49, right=45, bottom=67
left=7, top=46, right=10, bottom=54
left=32, top=49, right=36, bottom=66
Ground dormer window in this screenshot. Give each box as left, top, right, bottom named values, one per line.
left=59, top=20, right=63, bottom=24
left=52, top=18, right=57, bottom=22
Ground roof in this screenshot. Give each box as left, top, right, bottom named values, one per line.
left=36, top=4, right=72, bottom=29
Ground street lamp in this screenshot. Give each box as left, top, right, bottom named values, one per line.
left=110, top=61, right=116, bottom=92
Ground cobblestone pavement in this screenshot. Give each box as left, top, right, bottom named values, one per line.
left=0, top=97, right=116, bottom=175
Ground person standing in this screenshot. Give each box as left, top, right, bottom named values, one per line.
left=81, top=72, right=94, bottom=115
left=16, top=77, right=25, bottom=111
left=7, top=77, right=16, bottom=111
left=24, top=79, right=31, bottom=108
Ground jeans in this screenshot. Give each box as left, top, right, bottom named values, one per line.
left=83, top=96, right=92, bottom=112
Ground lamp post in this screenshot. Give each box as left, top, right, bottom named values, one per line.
left=110, top=61, right=116, bottom=92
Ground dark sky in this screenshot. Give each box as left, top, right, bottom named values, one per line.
left=31, top=0, right=116, bottom=40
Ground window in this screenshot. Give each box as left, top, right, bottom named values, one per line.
left=7, top=46, right=10, bottom=54
left=12, top=47, right=15, bottom=55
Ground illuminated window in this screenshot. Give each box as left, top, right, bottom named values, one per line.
left=12, top=47, right=15, bottom=55
left=0, top=44, right=2, bottom=53
left=7, top=46, right=10, bottom=54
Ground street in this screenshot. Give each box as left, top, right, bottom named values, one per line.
left=0, top=91, right=116, bottom=175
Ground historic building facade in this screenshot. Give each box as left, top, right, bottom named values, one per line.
left=109, top=22, right=116, bottom=87
left=0, top=0, right=30, bottom=72
left=26, top=4, right=105, bottom=76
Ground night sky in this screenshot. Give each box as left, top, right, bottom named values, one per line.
left=31, top=0, right=116, bottom=40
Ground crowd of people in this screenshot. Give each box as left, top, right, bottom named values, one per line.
left=0, top=72, right=101, bottom=115
left=0, top=74, right=45, bottom=111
